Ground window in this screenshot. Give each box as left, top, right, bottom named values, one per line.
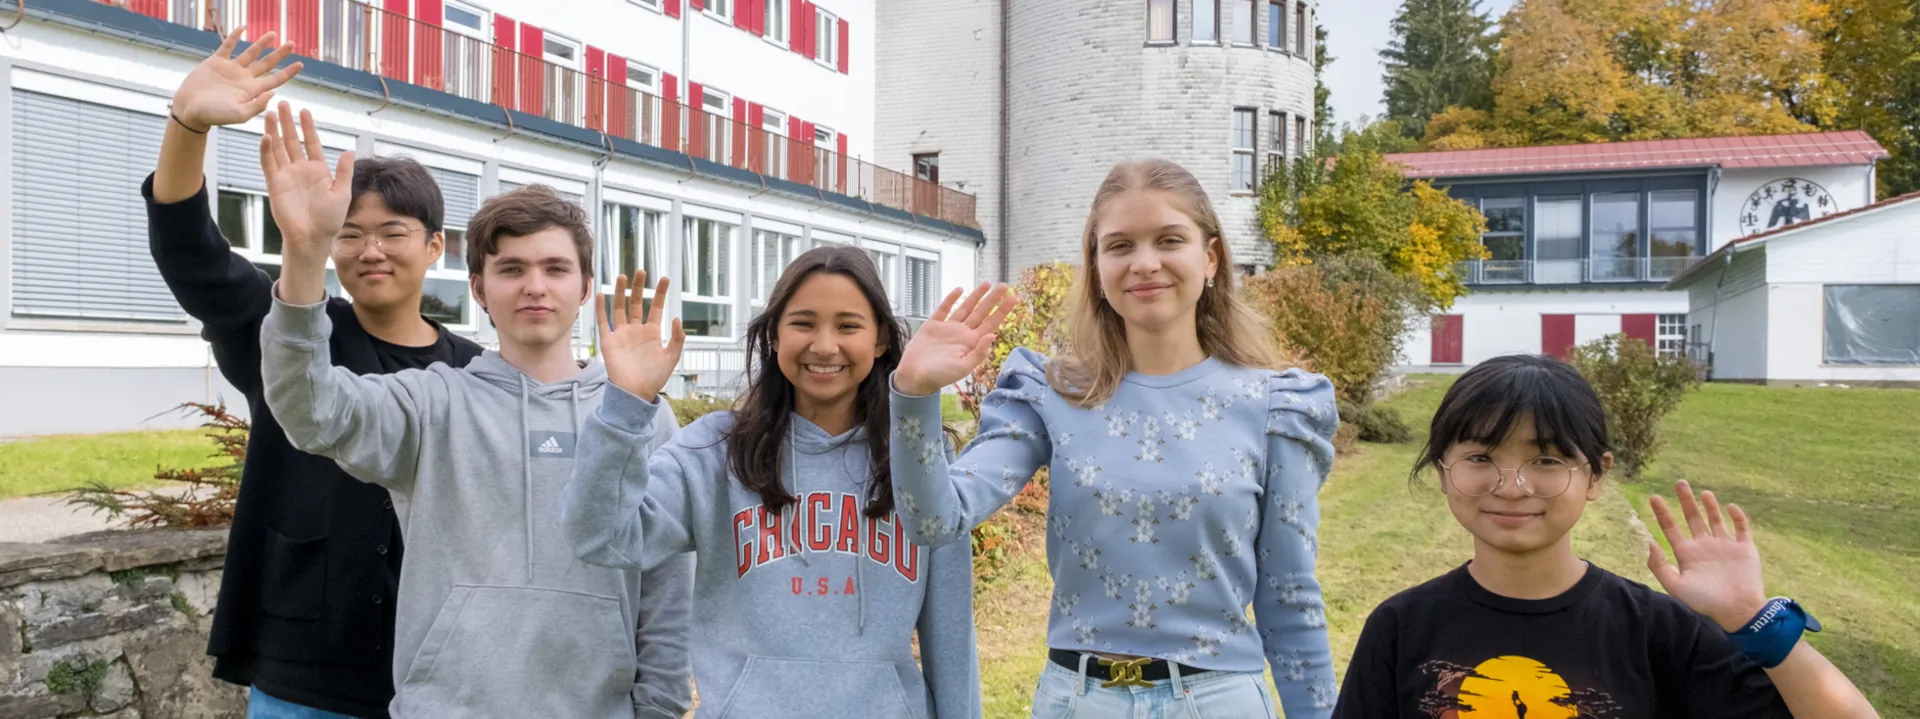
left=1148, top=0, right=1175, bottom=43
left=444, top=0, right=486, bottom=33
left=904, top=254, right=939, bottom=319
left=752, top=230, right=806, bottom=305
left=1267, top=111, right=1287, bottom=171
left=1824, top=285, right=1920, bottom=365
left=1233, top=0, right=1255, bottom=44
left=703, top=86, right=731, bottom=164
left=682, top=218, right=735, bottom=337
left=622, top=61, right=660, bottom=145
left=816, top=10, right=838, bottom=65
left=543, top=35, right=578, bottom=66
left=814, top=124, right=837, bottom=187
left=629, top=0, right=661, bottom=9
left=543, top=34, right=582, bottom=125
left=706, top=0, right=732, bottom=21
left=605, top=203, right=664, bottom=294
left=866, top=243, right=901, bottom=311
left=1590, top=192, right=1642, bottom=281
left=767, top=0, right=788, bottom=44
left=1194, top=0, right=1218, bottom=43
left=1231, top=108, right=1256, bottom=192
left=1656, top=314, right=1688, bottom=359
left=1649, top=190, right=1699, bottom=279
left=1295, top=115, right=1308, bottom=156
left=1269, top=0, right=1285, bottom=48
left=1295, top=2, right=1307, bottom=54
left=1478, top=198, right=1526, bottom=282
left=914, top=153, right=940, bottom=183
left=763, top=108, right=787, bottom=179
left=1534, top=196, right=1583, bottom=283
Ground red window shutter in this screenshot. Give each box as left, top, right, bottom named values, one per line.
left=245, top=0, right=281, bottom=42
left=666, top=0, right=681, bottom=18
left=834, top=132, right=848, bottom=193
left=413, top=0, right=444, bottom=90
left=787, top=115, right=803, bottom=182
left=492, top=16, right=518, bottom=110
left=1431, top=315, right=1463, bottom=364
left=805, top=2, right=817, bottom=58
left=731, top=98, right=749, bottom=168
left=691, top=0, right=704, bottom=10
left=1622, top=314, right=1658, bottom=349
left=746, top=103, right=764, bottom=173
left=837, top=18, right=849, bottom=73
left=732, top=0, right=745, bottom=27
left=378, top=0, right=410, bottom=82
left=791, top=0, right=807, bottom=56
left=688, top=81, right=707, bottom=160
left=754, top=0, right=767, bottom=35
left=663, top=73, right=682, bottom=152
left=518, top=23, right=545, bottom=114
left=608, top=54, right=630, bottom=140
left=128, top=0, right=167, bottom=19
left=585, top=46, right=607, bottom=131
left=800, top=120, right=816, bottom=184
left=286, top=0, right=321, bottom=57
left=1542, top=315, right=1576, bottom=360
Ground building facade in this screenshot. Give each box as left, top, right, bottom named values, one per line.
left=0, top=0, right=981, bottom=436
left=1388, top=132, right=1889, bottom=370
left=877, top=0, right=1320, bottom=281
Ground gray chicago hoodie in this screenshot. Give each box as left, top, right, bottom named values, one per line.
left=561, top=385, right=981, bottom=719
left=259, top=293, right=694, bottom=719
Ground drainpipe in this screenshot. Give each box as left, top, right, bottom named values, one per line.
left=997, top=0, right=1010, bottom=282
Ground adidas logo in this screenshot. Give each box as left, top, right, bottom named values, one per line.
left=537, top=437, right=564, bottom=454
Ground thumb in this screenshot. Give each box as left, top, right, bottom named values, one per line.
left=1646, top=538, right=1680, bottom=588
left=665, top=318, right=686, bottom=359
left=963, top=332, right=997, bottom=366
left=240, top=91, right=275, bottom=122
left=331, top=150, right=356, bottom=194
left=592, top=293, right=608, bottom=346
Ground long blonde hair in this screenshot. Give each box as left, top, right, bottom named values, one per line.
left=1048, top=159, right=1287, bottom=407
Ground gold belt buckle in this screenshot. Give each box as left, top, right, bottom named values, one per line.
left=1097, top=656, right=1155, bottom=689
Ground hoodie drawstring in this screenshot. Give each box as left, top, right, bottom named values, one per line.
left=520, top=376, right=535, bottom=583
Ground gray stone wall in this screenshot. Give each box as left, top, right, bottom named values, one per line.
left=0, top=530, right=244, bottom=719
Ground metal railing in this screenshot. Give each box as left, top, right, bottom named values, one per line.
left=1455, top=256, right=1703, bottom=285
left=140, top=0, right=978, bottom=228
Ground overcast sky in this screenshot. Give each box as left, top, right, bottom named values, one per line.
left=1320, top=0, right=1516, bottom=128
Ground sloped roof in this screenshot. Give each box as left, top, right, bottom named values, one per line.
left=1387, top=131, right=1890, bottom=179
left=1664, top=190, right=1920, bottom=290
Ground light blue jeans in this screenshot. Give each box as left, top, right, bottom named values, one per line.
left=1030, top=656, right=1278, bottom=719
left=246, top=688, right=365, bottom=719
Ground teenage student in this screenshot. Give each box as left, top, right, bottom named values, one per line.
left=147, top=30, right=483, bottom=718
left=887, top=159, right=1339, bottom=718
left=561, top=245, right=981, bottom=719
left=253, top=102, right=693, bottom=718
left=1333, top=354, right=1879, bottom=718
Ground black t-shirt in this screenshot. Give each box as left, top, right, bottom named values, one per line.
left=1333, top=562, right=1790, bottom=719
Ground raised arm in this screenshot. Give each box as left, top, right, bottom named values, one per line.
left=916, top=540, right=982, bottom=719
left=1251, top=370, right=1339, bottom=718
left=1647, top=481, right=1880, bottom=718
left=887, top=283, right=1034, bottom=547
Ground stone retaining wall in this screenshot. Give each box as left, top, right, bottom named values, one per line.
left=0, top=529, right=244, bottom=718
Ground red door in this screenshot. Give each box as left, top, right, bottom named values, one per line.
left=1431, top=315, right=1463, bottom=365
left=1622, top=313, right=1657, bottom=350
left=1542, top=314, right=1575, bottom=360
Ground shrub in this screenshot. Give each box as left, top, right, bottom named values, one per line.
left=1244, top=257, right=1416, bottom=407
left=1568, top=334, right=1704, bottom=479
left=960, top=262, right=1073, bottom=418
left=66, top=403, right=244, bottom=529
left=1339, top=400, right=1412, bottom=444
left=666, top=393, right=732, bottom=427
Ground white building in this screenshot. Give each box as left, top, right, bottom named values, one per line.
left=1665, top=191, right=1920, bottom=386
left=1387, top=132, right=1890, bottom=370
left=0, top=0, right=981, bottom=436
left=877, top=0, right=1321, bottom=280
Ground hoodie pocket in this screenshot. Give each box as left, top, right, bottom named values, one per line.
left=714, top=656, right=915, bottom=719
left=258, top=528, right=326, bottom=621
left=398, top=585, right=636, bottom=717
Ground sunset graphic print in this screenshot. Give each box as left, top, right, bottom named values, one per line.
left=1415, top=657, right=1621, bottom=718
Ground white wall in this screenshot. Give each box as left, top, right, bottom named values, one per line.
left=1712, top=165, right=1876, bottom=249
left=1405, top=289, right=1691, bottom=368
left=1700, top=284, right=1769, bottom=381
left=1762, top=201, right=1920, bottom=383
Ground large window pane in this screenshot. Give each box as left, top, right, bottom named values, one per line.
left=1650, top=190, right=1699, bottom=279
left=217, top=191, right=251, bottom=249
left=1195, top=0, right=1218, bottom=42
left=1824, top=285, right=1920, bottom=365
left=1234, top=0, right=1255, bottom=43
left=420, top=277, right=469, bottom=325
left=1269, top=0, right=1284, bottom=47
left=1148, top=0, right=1174, bottom=42
left=1534, top=197, right=1583, bottom=283
left=1591, top=192, right=1642, bottom=281
left=683, top=301, right=732, bottom=338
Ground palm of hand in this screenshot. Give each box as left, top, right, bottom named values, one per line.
left=597, top=272, right=686, bottom=401
left=174, top=29, right=301, bottom=129
left=895, top=283, right=1016, bottom=395
left=265, top=157, right=346, bottom=246
left=1646, top=481, right=1770, bottom=630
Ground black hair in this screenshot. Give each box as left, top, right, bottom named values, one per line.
left=1411, top=354, right=1612, bottom=484
left=723, top=245, right=957, bottom=518
left=350, top=156, right=445, bottom=234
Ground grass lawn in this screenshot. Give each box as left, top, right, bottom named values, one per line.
left=0, top=429, right=210, bottom=499
left=973, top=376, right=1917, bottom=715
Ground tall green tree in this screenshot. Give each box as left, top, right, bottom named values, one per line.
left=1313, top=25, right=1336, bottom=153
left=1380, top=0, right=1496, bottom=140
left=1822, top=0, right=1920, bottom=197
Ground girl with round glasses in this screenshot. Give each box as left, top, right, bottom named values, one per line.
left=1331, top=354, right=1878, bottom=718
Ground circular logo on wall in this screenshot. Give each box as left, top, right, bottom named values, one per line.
left=1739, top=178, right=1837, bottom=236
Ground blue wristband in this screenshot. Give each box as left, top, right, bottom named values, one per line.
left=1727, top=597, right=1821, bottom=669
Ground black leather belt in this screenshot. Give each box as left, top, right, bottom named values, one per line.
left=1048, top=648, right=1214, bottom=685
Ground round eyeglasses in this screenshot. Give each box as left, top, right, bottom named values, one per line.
left=335, top=227, right=426, bottom=255
left=1436, top=456, right=1588, bottom=499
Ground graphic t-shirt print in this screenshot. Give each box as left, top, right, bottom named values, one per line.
left=1416, top=656, right=1621, bottom=719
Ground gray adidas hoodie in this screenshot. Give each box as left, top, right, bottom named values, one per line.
left=259, top=292, right=695, bottom=719
left=561, top=385, right=982, bottom=719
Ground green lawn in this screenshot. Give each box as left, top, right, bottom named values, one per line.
left=974, top=377, right=1918, bottom=715
left=0, top=429, right=210, bottom=499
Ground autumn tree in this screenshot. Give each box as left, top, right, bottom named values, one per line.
left=1821, top=0, right=1920, bottom=197
left=1381, top=0, right=1497, bottom=140
left=1312, top=25, right=1336, bottom=151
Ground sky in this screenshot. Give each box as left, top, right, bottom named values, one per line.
left=1320, top=0, right=1516, bottom=129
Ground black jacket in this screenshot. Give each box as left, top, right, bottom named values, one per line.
left=144, top=176, right=482, bottom=717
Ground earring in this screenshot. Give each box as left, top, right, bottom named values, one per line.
left=1206, top=278, right=1216, bottom=289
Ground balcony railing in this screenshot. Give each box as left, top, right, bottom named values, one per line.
left=133, top=0, right=978, bottom=228
left=1455, top=257, right=1703, bottom=286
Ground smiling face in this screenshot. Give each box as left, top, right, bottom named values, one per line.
left=1092, top=189, right=1220, bottom=335
left=470, top=226, right=589, bottom=351
left=774, top=272, right=884, bottom=417
left=1440, top=414, right=1611, bottom=557
left=332, top=192, right=443, bottom=310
